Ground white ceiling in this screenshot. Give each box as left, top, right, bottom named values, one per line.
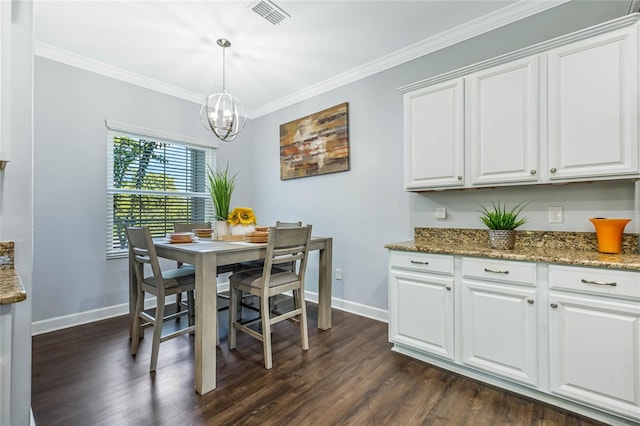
left=34, top=0, right=570, bottom=117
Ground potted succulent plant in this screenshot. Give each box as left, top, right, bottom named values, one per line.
left=478, top=201, right=528, bottom=250
left=207, top=163, right=237, bottom=239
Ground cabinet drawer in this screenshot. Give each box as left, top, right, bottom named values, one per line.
left=549, top=264, right=640, bottom=301
left=462, top=257, right=536, bottom=287
left=389, top=251, right=454, bottom=276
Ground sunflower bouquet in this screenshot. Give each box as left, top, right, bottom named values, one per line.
left=227, top=207, right=257, bottom=226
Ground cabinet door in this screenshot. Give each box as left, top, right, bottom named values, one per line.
left=461, top=280, right=538, bottom=386
left=548, top=26, right=638, bottom=180
left=549, top=292, right=640, bottom=421
left=467, top=56, right=540, bottom=185
left=404, top=79, right=464, bottom=190
left=389, top=269, right=454, bottom=360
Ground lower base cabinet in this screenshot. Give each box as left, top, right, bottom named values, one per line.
left=388, top=251, right=640, bottom=425
left=548, top=265, right=640, bottom=421
left=461, top=280, right=538, bottom=387
left=389, top=252, right=454, bottom=360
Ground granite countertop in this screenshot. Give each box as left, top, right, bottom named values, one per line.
left=0, top=269, right=26, bottom=305
left=385, top=228, right=640, bottom=272
left=0, top=241, right=26, bottom=305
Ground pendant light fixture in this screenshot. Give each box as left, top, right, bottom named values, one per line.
left=200, top=39, right=247, bottom=142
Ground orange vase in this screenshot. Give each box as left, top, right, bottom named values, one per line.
left=589, top=218, right=631, bottom=254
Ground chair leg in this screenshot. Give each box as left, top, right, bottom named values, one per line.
left=186, top=291, right=195, bottom=327
left=228, top=286, right=240, bottom=349
left=297, top=289, right=309, bottom=351
left=261, top=295, right=273, bottom=369
left=175, top=292, right=182, bottom=321
left=131, top=289, right=145, bottom=356
left=149, top=296, right=166, bottom=372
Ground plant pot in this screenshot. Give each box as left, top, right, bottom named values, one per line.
left=229, top=224, right=256, bottom=236
left=214, top=220, right=229, bottom=240
left=589, top=218, right=631, bottom=254
left=488, top=229, right=516, bottom=250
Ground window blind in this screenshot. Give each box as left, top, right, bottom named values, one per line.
left=106, top=130, right=215, bottom=258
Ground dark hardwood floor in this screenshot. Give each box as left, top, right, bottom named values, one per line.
left=32, top=299, right=606, bottom=426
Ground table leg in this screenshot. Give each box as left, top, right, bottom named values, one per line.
left=194, top=252, right=218, bottom=394
left=317, top=238, right=333, bottom=330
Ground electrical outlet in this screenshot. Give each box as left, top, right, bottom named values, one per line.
left=548, top=206, right=563, bottom=223
left=335, top=269, right=342, bottom=280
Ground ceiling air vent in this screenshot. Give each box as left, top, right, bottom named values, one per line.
left=250, top=0, right=290, bottom=25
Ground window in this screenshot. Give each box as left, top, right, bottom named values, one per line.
left=106, top=127, right=215, bottom=258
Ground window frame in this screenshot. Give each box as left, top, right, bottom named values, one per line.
left=105, top=121, right=217, bottom=259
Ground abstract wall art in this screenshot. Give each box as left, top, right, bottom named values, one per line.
left=279, top=102, right=350, bottom=180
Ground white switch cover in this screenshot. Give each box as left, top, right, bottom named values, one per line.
left=548, top=206, right=563, bottom=223
left=434, top=208, right=447, bottom=219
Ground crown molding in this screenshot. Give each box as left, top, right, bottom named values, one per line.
left=34, top=42, right=206, bottom=105
left=35, top=0, right=570, bottom=119
left=250, top=0, right=571, bottom=117
left=399, top=12, right=640, bottom=93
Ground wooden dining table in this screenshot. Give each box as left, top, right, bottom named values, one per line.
left=128, top=235, right=333, bottom=395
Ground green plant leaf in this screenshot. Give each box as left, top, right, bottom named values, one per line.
left=477, top=201, right=529, bottom=230
left=207, top=163, right=237, bottom=221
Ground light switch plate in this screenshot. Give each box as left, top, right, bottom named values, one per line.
left=434, top=208, right=447, bottom=219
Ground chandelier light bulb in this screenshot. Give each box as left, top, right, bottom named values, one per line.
left=200, top=39, right=247, bottom=142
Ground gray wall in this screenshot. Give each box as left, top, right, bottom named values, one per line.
left=1, top=1, right=33, bottom=424
left=219, top=0, right=634, bottom=313
left=33, top=57, right=218, bottom=322
left=32, top=0, right=634, bottom=328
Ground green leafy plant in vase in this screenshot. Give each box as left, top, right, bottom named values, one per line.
left=207, top=163, right=237, bottom=239
left=478, top=201, right=528, bottom=250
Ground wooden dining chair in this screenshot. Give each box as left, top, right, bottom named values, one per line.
left=172, top=222, right=211, bottom=318
left=228, top=224, right=312, bottom=369
left=126, top=226, right=196, bottom=372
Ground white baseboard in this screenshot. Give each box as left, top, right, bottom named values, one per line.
left=32, top=284, right=387, bottom=335
left=304, top=290, right=388, bottom=323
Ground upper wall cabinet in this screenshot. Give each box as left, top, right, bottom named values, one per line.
left=401, top=14, right=640, bottom=191
left=466, top=56, right=541, bottom=186
left=404, top=79, right=464, bottom=190
left=547, top=26, right=638, bottom=180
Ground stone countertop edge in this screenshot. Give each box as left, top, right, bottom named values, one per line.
left=0, top=269, right=26, bottom=305
left=384, top=228, right=640, bottom=271
left=385, top=241, right=640, bottom=272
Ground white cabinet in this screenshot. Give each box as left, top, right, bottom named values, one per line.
left=388, top=248, right=640, bottom=424
left=460, top=257, right=538, bottom=386
left=548, top=265, right=640, bottom=421
left=547, top=25, right=638, bottom=181
left=466, top=56, right=541, bottom=185
left=402, top=15, right=640, bottom=191
left=389, top=251, right=455, bottom=360
left=404, top=79, right=464, bottom=190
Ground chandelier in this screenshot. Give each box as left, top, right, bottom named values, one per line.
left=200, top=39, right=247, bottom=142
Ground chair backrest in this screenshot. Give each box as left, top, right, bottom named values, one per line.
left=125, top=226, right=166, bottom=292
left=173, top=222, right=211, bottom=233
left=262, top=225, right=312, bottom=287
left=275, top=221, right=302, bottom=228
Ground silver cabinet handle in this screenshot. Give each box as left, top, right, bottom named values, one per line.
left=457, top=175, right=463, bottom=180
left=484, top=268, right=509, bottom=274
left=530, top=169, right=536, bottom=175
left=550, top=303, right=558, bottom=309
left=527, top=299, right=534, bottom=304
left=446, top=286, right=452, bottom=291
left=581, top=278, right=617, bottom=287
left=550, top=167, right=557, bottom=173
left=410, top=260, right=429, bottom=265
